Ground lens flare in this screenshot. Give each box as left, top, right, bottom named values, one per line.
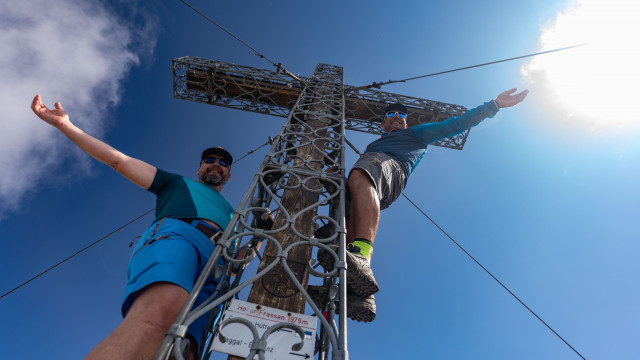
left=522, top=0, right=640, bottom=133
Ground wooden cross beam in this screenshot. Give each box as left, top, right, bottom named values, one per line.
left=172, top=56, right=470, bottom=150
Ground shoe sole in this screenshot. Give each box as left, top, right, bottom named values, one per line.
left=317, top=249, right=379, bottom=298
left=307, top=285, right=376, bottom=323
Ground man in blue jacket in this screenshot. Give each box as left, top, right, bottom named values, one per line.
left=312, top=88, right=529, bottom=322
left=31, top=94, right=235, bottom=359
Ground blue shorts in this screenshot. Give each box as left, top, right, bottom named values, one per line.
left=121, top=218, right=225, bottom=352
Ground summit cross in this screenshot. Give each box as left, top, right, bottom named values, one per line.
left=156, top=56, right=469, bottom=360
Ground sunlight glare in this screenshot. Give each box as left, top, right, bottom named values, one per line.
left=521, top=0, right=640, bottom=133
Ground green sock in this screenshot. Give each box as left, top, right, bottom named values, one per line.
left=352, top=238, right=373, bottom=261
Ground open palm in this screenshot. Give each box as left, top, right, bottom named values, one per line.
left=31, top=94, right=69, bottom=127
left=495, top=88, right=529, bottom=109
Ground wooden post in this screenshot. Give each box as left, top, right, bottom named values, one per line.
left=227, top=69, right=338, bottom=360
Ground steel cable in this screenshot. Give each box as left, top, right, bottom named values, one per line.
left=346, top=137, right=586, bottom=359
left=179, top=0, right=302, bottom=83
left=349, top=44, right=585, bottom=91
left=0, top=209, right=154, bottom=301
left=231, top=136, right=273, bottom=165
left=401, top=194, right=586, bottom=359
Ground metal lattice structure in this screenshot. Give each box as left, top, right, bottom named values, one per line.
left=159, top=57, right=473, bottom=360
left=157, top=62, right=349, bottom=360
left=173, top=56, right=470, bottom=150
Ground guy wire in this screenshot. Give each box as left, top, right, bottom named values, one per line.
left=346, top=137, right=586, bottom=359
left=0, top=209, right=154, bottom=301
left=402, top=194, right=586, bottom=360
left=349, top=44, right=586, bottom=91
left=179, top=0, right=302, bottom=84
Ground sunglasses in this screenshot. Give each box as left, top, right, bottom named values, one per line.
left=385, top=111, right=407, bottom=119
left=202, top=157, right=230, bottom=167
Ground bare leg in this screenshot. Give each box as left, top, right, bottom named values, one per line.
left=86, top=282, right=195, bottom=360
left=347, top=169, right=380, bottom=244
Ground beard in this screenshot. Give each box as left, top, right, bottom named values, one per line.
left=199, top=172, right=225, bottom=187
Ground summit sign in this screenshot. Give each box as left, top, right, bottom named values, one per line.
left=212, top=299, right=316, bottom=360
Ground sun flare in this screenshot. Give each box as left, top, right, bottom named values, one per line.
left=521, top=0, right=640, bottom=133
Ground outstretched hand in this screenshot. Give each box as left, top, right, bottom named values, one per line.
left=495, top=88, right=529, bottom=109
left=31, top=94, right=70, bottom=128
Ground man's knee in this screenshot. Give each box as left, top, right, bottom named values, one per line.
left=126, top=282, right=189, bottom=327
left=348, top=169, right=380, bottom=209
left=348, top=169, right=374, bottom=190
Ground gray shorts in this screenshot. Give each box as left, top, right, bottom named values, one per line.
left=348, top=152, right=407, bottom=211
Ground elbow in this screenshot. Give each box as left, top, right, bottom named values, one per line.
left=109, top=154, right=129, bottom=173
left=110, top=161, right=123, bottom=173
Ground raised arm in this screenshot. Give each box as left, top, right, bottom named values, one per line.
left=411, top=87, right=529, bottom=144
left=31, top=94, right=157, bottom=189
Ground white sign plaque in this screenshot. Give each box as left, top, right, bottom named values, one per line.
left=212, top=299, right=316, bottom=359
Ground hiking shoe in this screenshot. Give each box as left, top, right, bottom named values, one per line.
left=307, top=285, right=376, bottom=323
left=317, top=247, right=379, bottom=298
left=314, top=222, right=336, bottom=239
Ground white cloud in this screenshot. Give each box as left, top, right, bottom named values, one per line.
left=521, top=0, right=640, bottom=134
left=0, top=0, right=159, bottom=218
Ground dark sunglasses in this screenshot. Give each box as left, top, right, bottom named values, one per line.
left=202, top=157, right=230, bottom=167
left=385, top=111, right=407, bottom=119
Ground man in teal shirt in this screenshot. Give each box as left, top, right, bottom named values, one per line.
left=32, top=94, right=234, bottom=359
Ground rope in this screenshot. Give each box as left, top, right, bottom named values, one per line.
left=345, top=137, right=586, bottom=359
left=179, top=0, right=302, bottom=84
left=349, top=44, right=586, bottom=91
left=0, top=137, right=274, bottom=301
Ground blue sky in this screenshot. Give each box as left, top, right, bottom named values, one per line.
left=1, top=0, right=639, bottom=359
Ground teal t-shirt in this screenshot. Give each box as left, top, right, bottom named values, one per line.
left=147, top=169, right=233, bottom=229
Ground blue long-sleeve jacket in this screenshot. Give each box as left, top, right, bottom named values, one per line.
left=365, top=101, right=499, bottom=178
